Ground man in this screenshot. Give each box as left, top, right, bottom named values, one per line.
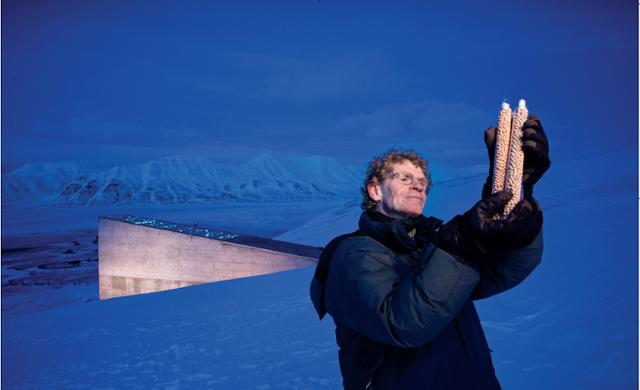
left=310, top=116, right=550, bottom=389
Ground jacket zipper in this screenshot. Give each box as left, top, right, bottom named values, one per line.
left=365, top=350, right=386, bottom=389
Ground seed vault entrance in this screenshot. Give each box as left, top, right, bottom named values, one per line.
left=98, top=216, right=320, bottom=299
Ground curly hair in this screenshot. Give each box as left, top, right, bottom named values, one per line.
left=360, top=149, right=432, bottom=210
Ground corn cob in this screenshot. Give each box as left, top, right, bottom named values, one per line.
left=491, top=99, right=527, bottom=217
left=492, top=102, right=512, bottom=194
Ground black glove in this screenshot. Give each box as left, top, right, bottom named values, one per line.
left=482, top=114, right=551, bottom=198
left=521, top=115, right=551, bottom=194
left=436, top=191, right=543, bottom=269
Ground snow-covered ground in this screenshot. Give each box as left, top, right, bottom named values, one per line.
left=1, top=148, right=637, bottom=389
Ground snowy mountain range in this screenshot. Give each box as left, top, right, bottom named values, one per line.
left=1, top=154, right=362, bottom=206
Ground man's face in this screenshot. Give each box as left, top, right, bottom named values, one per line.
left=368, top=160, right=428, bottom=219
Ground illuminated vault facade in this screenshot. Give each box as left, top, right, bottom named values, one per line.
left=98, top=216, right=320, bottom=299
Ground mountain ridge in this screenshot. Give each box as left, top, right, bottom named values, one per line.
left=2, top=154, right=362, bottom=206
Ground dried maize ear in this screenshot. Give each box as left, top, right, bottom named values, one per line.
left=492, top=102, right=512, bottom=194
left=502, top=99, right=527, bottom=215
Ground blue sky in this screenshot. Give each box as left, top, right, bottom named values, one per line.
left=2, top=0, right=637, bottom=172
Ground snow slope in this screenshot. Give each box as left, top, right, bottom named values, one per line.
left=2, top=148, right=637, bottom=389
left=3, top=268, right=339, bottom=389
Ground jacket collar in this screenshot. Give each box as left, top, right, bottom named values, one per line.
left=359, top=210, right=442, bottom=253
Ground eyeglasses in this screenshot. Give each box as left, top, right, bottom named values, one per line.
left=389, top=172, right=428, bottom=187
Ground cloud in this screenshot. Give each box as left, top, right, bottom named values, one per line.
left=33, top=116, right=212, bottom=149
left=338, top=99, right=493, bottom=139
left=189, top=50, right=395, bottom=102
left=338, top=102, right=425, bottom=137
left=159, top=127, right=206, bottom=142
left=335, top=99, right=496, bottom=166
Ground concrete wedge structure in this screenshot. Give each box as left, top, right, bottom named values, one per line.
left=98, top=216, right=320, bottom=299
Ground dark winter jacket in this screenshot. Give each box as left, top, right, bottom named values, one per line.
left=310, top=211, right=543, bottom=389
